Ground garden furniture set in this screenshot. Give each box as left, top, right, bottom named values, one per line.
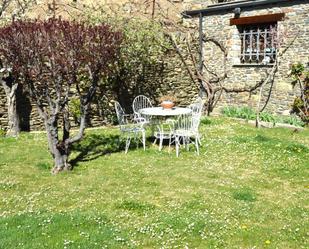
left=114, top=95, right=204, bottom=156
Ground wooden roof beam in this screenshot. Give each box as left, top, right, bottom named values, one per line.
left=230, top=13, right=285, bottom=26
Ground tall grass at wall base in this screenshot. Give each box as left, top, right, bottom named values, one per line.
left=221, top=106, right=305, bottom=127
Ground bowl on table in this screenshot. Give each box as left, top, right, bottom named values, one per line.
left=160, top=101, right=175, bottom=109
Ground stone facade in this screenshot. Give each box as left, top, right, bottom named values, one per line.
left=196, top=0, right=309, bottom=114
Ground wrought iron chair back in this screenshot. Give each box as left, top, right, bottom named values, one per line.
left=132, top=95, right=152, bottom=120
left=188, top=97, right=204, bottom=132
left=174, top=112, right=202, bottom=157
left=115, top=101, right=128, bottom=131
left=175, top=113, right=200, bottom=133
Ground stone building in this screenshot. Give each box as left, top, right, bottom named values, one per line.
left=0, top=0, right=308, bottom=131
left=182, top=0, right=309, bottom=114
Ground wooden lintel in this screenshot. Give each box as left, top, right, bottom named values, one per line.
left=230, top=13, right=285, bottom=26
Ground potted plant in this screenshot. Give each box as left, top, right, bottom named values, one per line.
left=158, top=95, right=177, bottom=109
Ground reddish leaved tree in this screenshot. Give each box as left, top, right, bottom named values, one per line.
left=0, top=18, right=122, bottom=173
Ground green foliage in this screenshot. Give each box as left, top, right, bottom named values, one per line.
left=69, top=98, right=81, bottom=125
left=35, top=162, right=51, bottom=170
left=83, top=8, right=170, bottom=116
left=0, top=126, right=5, bottom=137
left=279, top=114, right=305, bottom=127
left=116, top=200, right=156, bottom=214
left=290, top=62, right=309, bottom=125
left=200, top=117, right=212, bottom=125
left=221, top=106, right=256, bottom=120
left=232, top=188, right=256, bottom=202
left=221, top=106, right=305, bottom=127
left=259, top=112, right=276, bottom=124
left=291, top=62, right=304, bottom=78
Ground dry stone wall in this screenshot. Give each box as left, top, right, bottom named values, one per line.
left=0, top=88, right=7, bottom=129
left=1, top=0, right=308, bottom=130
left=0, top=50, right=198, bottom=131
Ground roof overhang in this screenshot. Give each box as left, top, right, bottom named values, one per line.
left=230, top=12, right=285, bottom=25
left=182, top=0, right=295, bottom=18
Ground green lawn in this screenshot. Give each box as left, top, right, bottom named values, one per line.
left=0, top=118, right=308, bottom=249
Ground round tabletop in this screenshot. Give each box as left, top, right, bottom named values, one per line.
left=140, top=107, right=192, bottom=116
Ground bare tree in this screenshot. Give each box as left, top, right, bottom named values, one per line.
left=144, top=2, right=299, bottom=123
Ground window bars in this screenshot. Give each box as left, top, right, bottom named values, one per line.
left=240, top=23, right=278, bottom=64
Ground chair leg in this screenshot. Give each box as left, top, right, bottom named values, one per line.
left=159, top=133, right=163, bottom=151
left=125, top=136, right=131, bottom=154
left=142, top=131, right=146, bottom=151
left=185, top=137, right=189, bottom=151
left=175, top=136, right=179, bottom=157
left=168, top=134, right=172, bottom=153
left=198, top=134, right=202, bottom=146
left=134, top=133, right=138, bottom=149
left=195, top=136, right=199, bottom=155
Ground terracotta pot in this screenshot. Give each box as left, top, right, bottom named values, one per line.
left=161, top=100, right=175, bottom=109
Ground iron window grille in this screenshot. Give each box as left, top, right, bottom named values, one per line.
left=239, top=23, right=278, bottom=64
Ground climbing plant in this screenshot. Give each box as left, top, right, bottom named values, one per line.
left=290, top=62, right=309, bottom=125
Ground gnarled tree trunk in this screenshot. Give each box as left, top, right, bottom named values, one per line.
left=1, top=78, right=20, bottom=136
left=44, top=118, right=71, bottom=174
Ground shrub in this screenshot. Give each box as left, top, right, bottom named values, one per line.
left=222, top=106, right=255, bottom=120
left=289, top=62, right=309, bottom=125
left=69, top=97, right=81, bottom=125
left=259, top=112, right=277, bottom=124
left=0, top=126, right=6, bottom=137
left=278, top=114, right=305, bottom=127
left=83, top=9, right=170, bottom=117
left=221, top=106, right=305, bottom=127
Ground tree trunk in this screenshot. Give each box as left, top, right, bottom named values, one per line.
left=1, top=79, right=20, bottom=136
left=51, top=145, right=70, bottom=174
left=6, top=89, right=20, bottom=136
left=43, top=117, right=71, bottom=174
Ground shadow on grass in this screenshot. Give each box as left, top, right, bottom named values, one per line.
left=70, top=133, right=144, bottom=167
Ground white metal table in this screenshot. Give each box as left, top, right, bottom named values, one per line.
left=139, top=107, right=192, bottom=150
left=139, top=107, right=192, bottom=117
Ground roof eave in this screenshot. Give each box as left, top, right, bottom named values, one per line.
left=182, top=0, right=294, bottom=18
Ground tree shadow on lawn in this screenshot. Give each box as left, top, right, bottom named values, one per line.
left=70, top=133, right=144, bottom=168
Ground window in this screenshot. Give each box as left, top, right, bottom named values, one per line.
left=239, top=23, right=278, bottom=64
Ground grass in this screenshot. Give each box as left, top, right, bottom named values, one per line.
left=221, top=106, right=306, bottom=127
left=0, top=117, right=308, bottom=248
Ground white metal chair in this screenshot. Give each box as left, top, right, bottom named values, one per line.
left=187, top=97, right=204, bottom=145
left=188, top=97, right=204, bottom=117
left=132, top=95, right=153, bottom=123
left=115, top=101, right=146, bottom=154
left=174, top=113, right=202, bottom=157
left=153, top=120, right=175, bottom=151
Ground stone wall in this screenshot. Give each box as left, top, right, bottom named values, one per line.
left=1, top=0, right=308, bottom=130
left=199, top=0, right=309, bottom=114
left=0, top=0, right=204, bottom=131
left=0, top=50, right=199, bottom=131
left=0, top=87, right=6, bottom=129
